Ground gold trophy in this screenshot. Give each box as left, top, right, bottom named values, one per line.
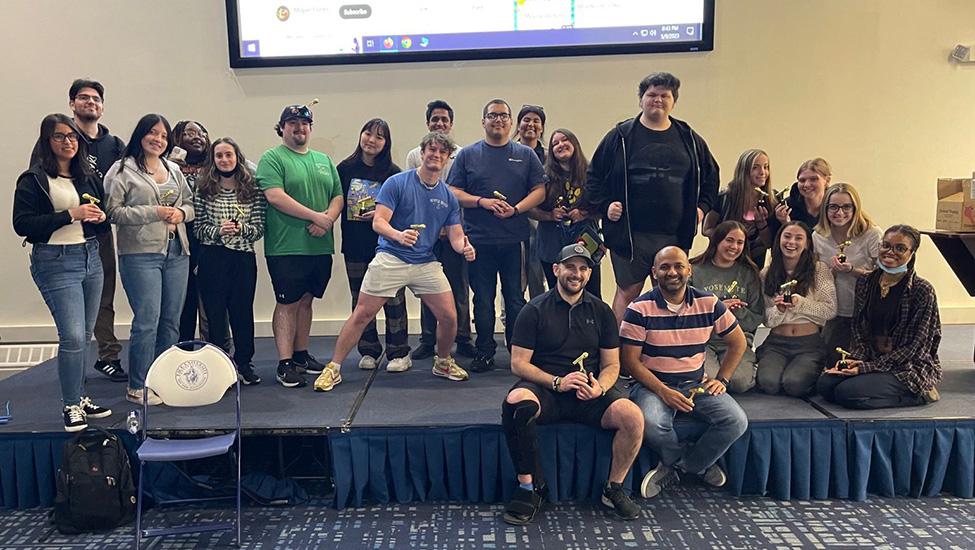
left=835, top=347, right=852, bottom=369
left=779, top=279, right=798, bottom=301
left=837, top=240, right=852, bottom=263
left=410, top=224, right=426, bottom=231
left=572, top=351, right=589, bottom=374
left=492, top=190, right=507, bottom=201
left=772, top=187, right=788, bottom=203
left=81, top=193, right=100, bottom=205
left=159, top=189, right=176, bottom=205
left=231, top=205, right=247, bottom=225
left=725, top=280, right=739, bottom=300
left=754, top=187, right=769, bottom=210
left=557, top=195, right=573, bottom=227
left=687, top=386, right=707, bottom=402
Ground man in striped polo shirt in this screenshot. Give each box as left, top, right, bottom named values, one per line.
left=620, top=246, right=748, bottom=498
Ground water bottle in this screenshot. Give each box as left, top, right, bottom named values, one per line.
left=126, top=410, right=140, bottom=435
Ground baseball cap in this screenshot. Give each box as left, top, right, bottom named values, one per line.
left=558, top=243, right=593, bottom=266
left=279, top=104, right=313, bottom=125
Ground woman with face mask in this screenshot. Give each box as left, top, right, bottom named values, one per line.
left=817, top=225, right=942, bottom=408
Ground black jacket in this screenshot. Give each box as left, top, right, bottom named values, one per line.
left=583, top=115, right=719, bottom=257
left=13, top=165, right=107, bottom=244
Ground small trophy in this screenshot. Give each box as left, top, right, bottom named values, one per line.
left=772, top=187, right=788, bottom=203
left=779, top=279, right=798, bottom=301
left=687, top=385, right=707, bottom=403
left=81, top=193, right=100, bottom=205
left=232, top=205, right=247, bottom=224
left=725, top=280, right=739, bottom=300
left=754, top=187, right=769, bottom=210
left=410, top=223, right=426, bottom=231
left=572, top=351, right=589, bottom=375
left=159, top=189, right=176, bottom=205
left=835, top=347, right=852, bottom=369
left=837, top=240, right=852, bottom=263
left=493, top=190, right=507, bottom=201
left=557, top=195, right=573, bottom=227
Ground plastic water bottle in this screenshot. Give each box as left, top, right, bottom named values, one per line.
left=126, top=410, right=140, bottom=435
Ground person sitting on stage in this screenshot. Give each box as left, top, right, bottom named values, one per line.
left=622, top=246, right=748, bottom=499
left=756, top=221, right=836, bottom=397
left=817, top=224, right=942, bottom=408
left=502, top=243, right=644, bottom=524
left=690, top=221, right=763, bottom=393
left=317, top=132, right=474, bottom=389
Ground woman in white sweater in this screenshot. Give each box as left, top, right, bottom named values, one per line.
left=106, top=114, right=194, bottom=406
left=756, top=221, right=836, bottom=396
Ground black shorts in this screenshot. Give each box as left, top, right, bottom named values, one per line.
left=266, top=254, right=333, bottom=304
left=511, top=380, right=625, bottom=429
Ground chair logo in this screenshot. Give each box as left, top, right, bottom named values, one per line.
left=174, top=360, right=208, bottom=391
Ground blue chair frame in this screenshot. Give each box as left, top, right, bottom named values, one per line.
left=134, top=341, right=242, bottom=548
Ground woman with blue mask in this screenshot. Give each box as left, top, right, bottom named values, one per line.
left=817, top=225, right=942, bottom=408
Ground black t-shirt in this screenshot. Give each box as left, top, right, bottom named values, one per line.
left=626, top=123, right=690, bottom=234
left=337, top=157, right=401, bottom=260
left=511, top=288, right=620, bottom=377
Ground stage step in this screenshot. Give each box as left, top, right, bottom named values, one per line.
left=0, top=343, right=58, bottom=373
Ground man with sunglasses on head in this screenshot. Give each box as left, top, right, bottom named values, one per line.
left=405, top=100, right=477, bottom=361
left=447, top=99, right=546, bottom=373
left=30, top=78, right=127, bottom=383
left=256, top=104, right=344, bottom=389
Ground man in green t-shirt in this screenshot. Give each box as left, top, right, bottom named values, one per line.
left=256, top=104, right=344, bottom=388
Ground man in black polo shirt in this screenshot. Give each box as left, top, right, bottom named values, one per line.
left=501, top=244, right=644, bottom=524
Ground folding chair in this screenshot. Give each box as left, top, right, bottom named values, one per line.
left=135, top=341, right=241, bottom=548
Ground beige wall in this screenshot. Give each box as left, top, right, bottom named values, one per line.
left=2, top=0, right=974, bottom=341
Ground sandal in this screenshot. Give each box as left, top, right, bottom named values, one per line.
left=502, top=487, right=542, bottom=525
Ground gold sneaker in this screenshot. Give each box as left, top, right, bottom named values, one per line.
left=314, top=362, right=343, bottom=392
left=432, top=356, right=469, bottom=381
left=922, top=387, right=940, bottom=403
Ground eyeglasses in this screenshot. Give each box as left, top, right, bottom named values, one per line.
left=51, top=132, right=80, bottom=143
left=74, top=93, right=102, bottom=104
left=182, top=129, right=207, bottom=139
left=826, top=204, right=855, bottom=213
left=880, top=242, right=912, bottom=255
left=484, top=112, right=511, bottom=121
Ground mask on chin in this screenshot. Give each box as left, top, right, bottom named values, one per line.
left=876, top=258, right=909, bottom=274
left=217, top=167, right=238, bottom=178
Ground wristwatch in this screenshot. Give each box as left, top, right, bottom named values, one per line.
left=717, top=376, right=731, bottom=386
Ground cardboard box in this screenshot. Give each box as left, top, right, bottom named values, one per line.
left=936, top=175, right=975, bottom=232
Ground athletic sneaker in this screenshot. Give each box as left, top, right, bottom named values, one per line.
left=468, top=354, right=495, bottom=373
left=314, top=362, right=343, bottom=392
left=358, top=356, right=378, bottom=370
left=386, top=356, right=412, bottom=373
left=93, top=359, right=127, bottom=382
left=601, top=482, right=641, bottom=520
left=640, top=464, right=680, bottom=498
left=276, top=361, right=307, bottom=388
left=701, top=463, right=727, bottom=488
left=410, top=343, right=435, bottom=360
left=238, top=363, right=262, bottom=385
left=79, top=396, right=112, bottom=419
left=432, top=356, right=469, bottom=381
left=63, top=405, right=87, bottom=432
left=126, top=387, right=163, bottom=406
left=294, top=353, right=325, bottom=375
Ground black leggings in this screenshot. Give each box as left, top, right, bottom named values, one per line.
left=197, top=245, right=257, bottom=366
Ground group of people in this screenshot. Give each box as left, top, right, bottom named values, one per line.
left=13, top=73, right=944, bottom=522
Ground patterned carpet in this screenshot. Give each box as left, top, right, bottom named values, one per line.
left=4, top=484, right=975, bottom=549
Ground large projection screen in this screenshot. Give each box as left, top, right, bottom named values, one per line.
left=226, top=0, right=715, bottom=68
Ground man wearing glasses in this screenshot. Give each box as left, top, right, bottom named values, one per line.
left=447, top=99, right=546, bottom=373
left=30, top=78, right=127, bottom=384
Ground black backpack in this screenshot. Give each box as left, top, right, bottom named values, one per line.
left=53, top=427, right=137, bottom=534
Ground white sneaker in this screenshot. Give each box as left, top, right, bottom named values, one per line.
left=386, top=356, right=412, bottom=373
left=126, top=387, right=163, bottom=406
left=358, top=355, right=378, bottom=370
left=640, top=464, right=680, bottom=498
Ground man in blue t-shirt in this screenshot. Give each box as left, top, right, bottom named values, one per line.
left=447, top=99, right=546, bottom=373
left=317, top=133, right=476, bottom=390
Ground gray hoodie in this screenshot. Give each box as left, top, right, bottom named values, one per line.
left=105, top=157, right=195, bottom=255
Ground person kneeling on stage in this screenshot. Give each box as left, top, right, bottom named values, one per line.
left=817, top=224, right=942, bottom=408
left=622, top=246, right=748, bottom=499
left=502, top=244, right=644, bottom=524
left=317, top=132, right=474, bottom=390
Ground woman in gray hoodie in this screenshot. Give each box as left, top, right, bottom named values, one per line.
left=105, top=114, right=194, bottom=406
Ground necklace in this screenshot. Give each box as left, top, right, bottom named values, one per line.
left=879, top=274, right=903, bottom=298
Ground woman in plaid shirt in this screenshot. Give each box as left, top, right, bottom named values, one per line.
left=193, top=137, right=267, bottom=384
left=817, top=224, right=942, bottom=408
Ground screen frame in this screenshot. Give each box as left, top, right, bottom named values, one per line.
left=226, top=0, right=715, bottom=69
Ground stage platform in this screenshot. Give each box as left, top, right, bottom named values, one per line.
left=1, top=327, right=974, bottom=510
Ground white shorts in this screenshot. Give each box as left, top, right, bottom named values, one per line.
left=361, top=252, right=451, bottom=298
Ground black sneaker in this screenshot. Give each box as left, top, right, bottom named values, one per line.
left=469, top=355, right=495, bottom=373
left=455, top=341, right=477, bottom=358
left=411, top=343, right=436, bottom=360
left=293, top=354, right=324, bottom=375
left=93, top=359, right=127, bottom=382
left=601, top=482, right=641, bottom=520
left=276, top=361, right=307, bottom=388
left=238, top=363, right=262, bottom=385
left=79, top=396, right=112, bottom=419
left=63, top=405, right=87, bottom=432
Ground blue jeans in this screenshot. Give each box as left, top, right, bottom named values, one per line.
left=30, top=239, right=103, bottom=406
left=119, top=239, right=190, bottom=390
left=467, top=241, right=527, bottom=357
left=630, top=381, right=748, bottom=474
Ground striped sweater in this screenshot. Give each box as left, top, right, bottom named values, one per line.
left=193, top=187, right=267, bottom=253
